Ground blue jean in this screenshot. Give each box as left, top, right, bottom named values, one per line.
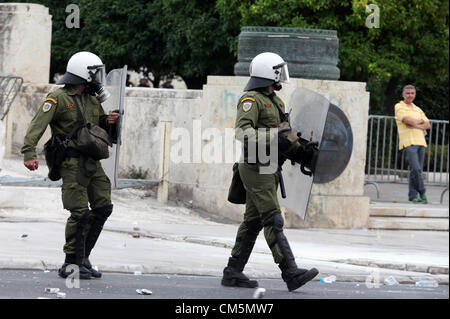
left=403, top=145, right=426, bottom=201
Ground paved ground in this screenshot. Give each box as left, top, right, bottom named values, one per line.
left=364, top=181, right=448, bottom=205
left=0, top=157, right=448, bottom=300
left=0, top=270, right=447, bottom=299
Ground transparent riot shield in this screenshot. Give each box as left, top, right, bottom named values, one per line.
left=278, top=88, right=329, bottom=220
left=100, top=66, right=127, bottom=189
left=278, top=88, right=353, bottom=220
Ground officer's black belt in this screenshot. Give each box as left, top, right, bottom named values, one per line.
left=66, top=147, right=81, bottom=158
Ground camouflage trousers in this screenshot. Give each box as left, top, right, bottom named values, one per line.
left=59, top=157, right=111, bottom=255
left=231, top=162, right=285, bottom=264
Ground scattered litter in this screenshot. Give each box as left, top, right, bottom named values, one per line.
left=134, top=271, right=142, bottom=276
left=253, top=288, right=266, bottom=299
left=44, top=270, right=50, bottom=273
left=132, top=233, right=140, bottom=238
left=319, top=275, right=336, bottom=284
left=133, top=222, right=140, bottom=231
left=392, top=200, right=398, bottom=203
left=356, top=284, right=360, bottom=287
left=19, top=234, right=28, bottom=240
left=44, top=288, right=60, bottom=294
left=384, top=276, right=399, bottom=286
left=415, top=280, right=438, bottom=288
left=166, top=275, right=170, bottom=279
left=136, top=289, right=152, bottom=295
left=56, top=292, right=66, bottom=299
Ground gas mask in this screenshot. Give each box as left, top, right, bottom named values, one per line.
left=273, top=82, right=282, bottom=91
left=85, top=65, right=111, bottom=103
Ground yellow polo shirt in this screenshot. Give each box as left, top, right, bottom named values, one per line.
left=394, top=101, right=429, bottom=150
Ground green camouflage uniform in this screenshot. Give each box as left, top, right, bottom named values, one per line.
left=232, top=89, right=299, bottom=264
left=21, top=85, right=112, bottom=255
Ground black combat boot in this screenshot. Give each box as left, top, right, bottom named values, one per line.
left=58, top=254, right=92, bottom=280
left=221, top=219, right=262, bottom=288
left=278, top=259, right=318, bottom=292
left=83, top=204, right=113, bottom=278
left=272, top=213, right=318, bottom=291
left=221, top=257, right=258, bottom=288
left=82, top=257, right=101, bottom=278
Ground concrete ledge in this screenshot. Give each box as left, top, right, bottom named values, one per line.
left=369, top=217, right=449, bottom=231
left=370, top=206, right=449, bottom=218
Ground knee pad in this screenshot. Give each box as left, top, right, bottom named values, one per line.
left=92, top=204, right=113, bottom=222
left=273, top=213, right=284, bottom=233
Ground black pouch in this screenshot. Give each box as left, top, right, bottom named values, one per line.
left=227, top=162, right=246, bottom=204
left=44, top=135, right=68, bottom=181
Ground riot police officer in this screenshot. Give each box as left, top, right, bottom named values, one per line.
left=222, top=52, right=319, bottom=291
left=21, top=52, right=119, bottom=279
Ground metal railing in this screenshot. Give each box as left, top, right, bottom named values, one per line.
left=365, top=115, right=449, bottom=203
left=0, top=76, right=23, bottom=120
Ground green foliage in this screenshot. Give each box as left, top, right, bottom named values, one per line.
left=230, top=0, right=449, bottom=120
left=4, top=0, right=449, bottom=116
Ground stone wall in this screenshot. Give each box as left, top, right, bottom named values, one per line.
left=0, top=3, right=52, bottom=83
left=2, top=76, right=371, bottom=228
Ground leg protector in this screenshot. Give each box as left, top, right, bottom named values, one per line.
left=83, top=204, right=113, bottom=278
left=232, top=219, right=262, bottom=271
left=222, top=219, right=262, bottom=288
left=85, top=204, right=113, bottom=258
left=272, top=213, right=318, bottom=291
left=75, top=210, right=91, bottom=265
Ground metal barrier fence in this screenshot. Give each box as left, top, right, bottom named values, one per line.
left=0, top=76, right=23, bottom=120
left=365, top=115, right=449, bottom=203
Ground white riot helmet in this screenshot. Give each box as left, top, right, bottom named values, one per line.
left=244, top=52, right=290, bottom=91
left=57, top=51, right=110, bottom=102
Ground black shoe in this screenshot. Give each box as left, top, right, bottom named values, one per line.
left=82, top=257, right=102, bottom=278
left=221, top=266, right=258, bottom=288
left=282, top=267, right=319, bottom=292
left=58, top=263, right=92, bottom=280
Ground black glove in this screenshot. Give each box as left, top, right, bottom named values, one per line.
left=295, top=141, right=319, bottom=172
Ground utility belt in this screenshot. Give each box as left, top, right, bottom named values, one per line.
left=65, top=147, right=81, bottom=159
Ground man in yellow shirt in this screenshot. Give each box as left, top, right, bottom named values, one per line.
left=394, top=85, right=431, bottom=203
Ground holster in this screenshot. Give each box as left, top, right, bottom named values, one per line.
left=227, top=162, right=246, bottom=204
left=44, top=135, right=69, bottom=181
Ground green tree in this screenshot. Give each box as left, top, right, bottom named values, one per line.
left=5, top=0, right=238, bottom=89
left=221, top=0, right=449, bottom=119
left=149, top=0, right=238, bottom=88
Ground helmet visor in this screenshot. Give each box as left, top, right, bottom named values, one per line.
left=88, top=64, right=106, bottom=84
left=273, top=62, right=290, bottom=84
left=280, top=63, right=290, bottom=83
